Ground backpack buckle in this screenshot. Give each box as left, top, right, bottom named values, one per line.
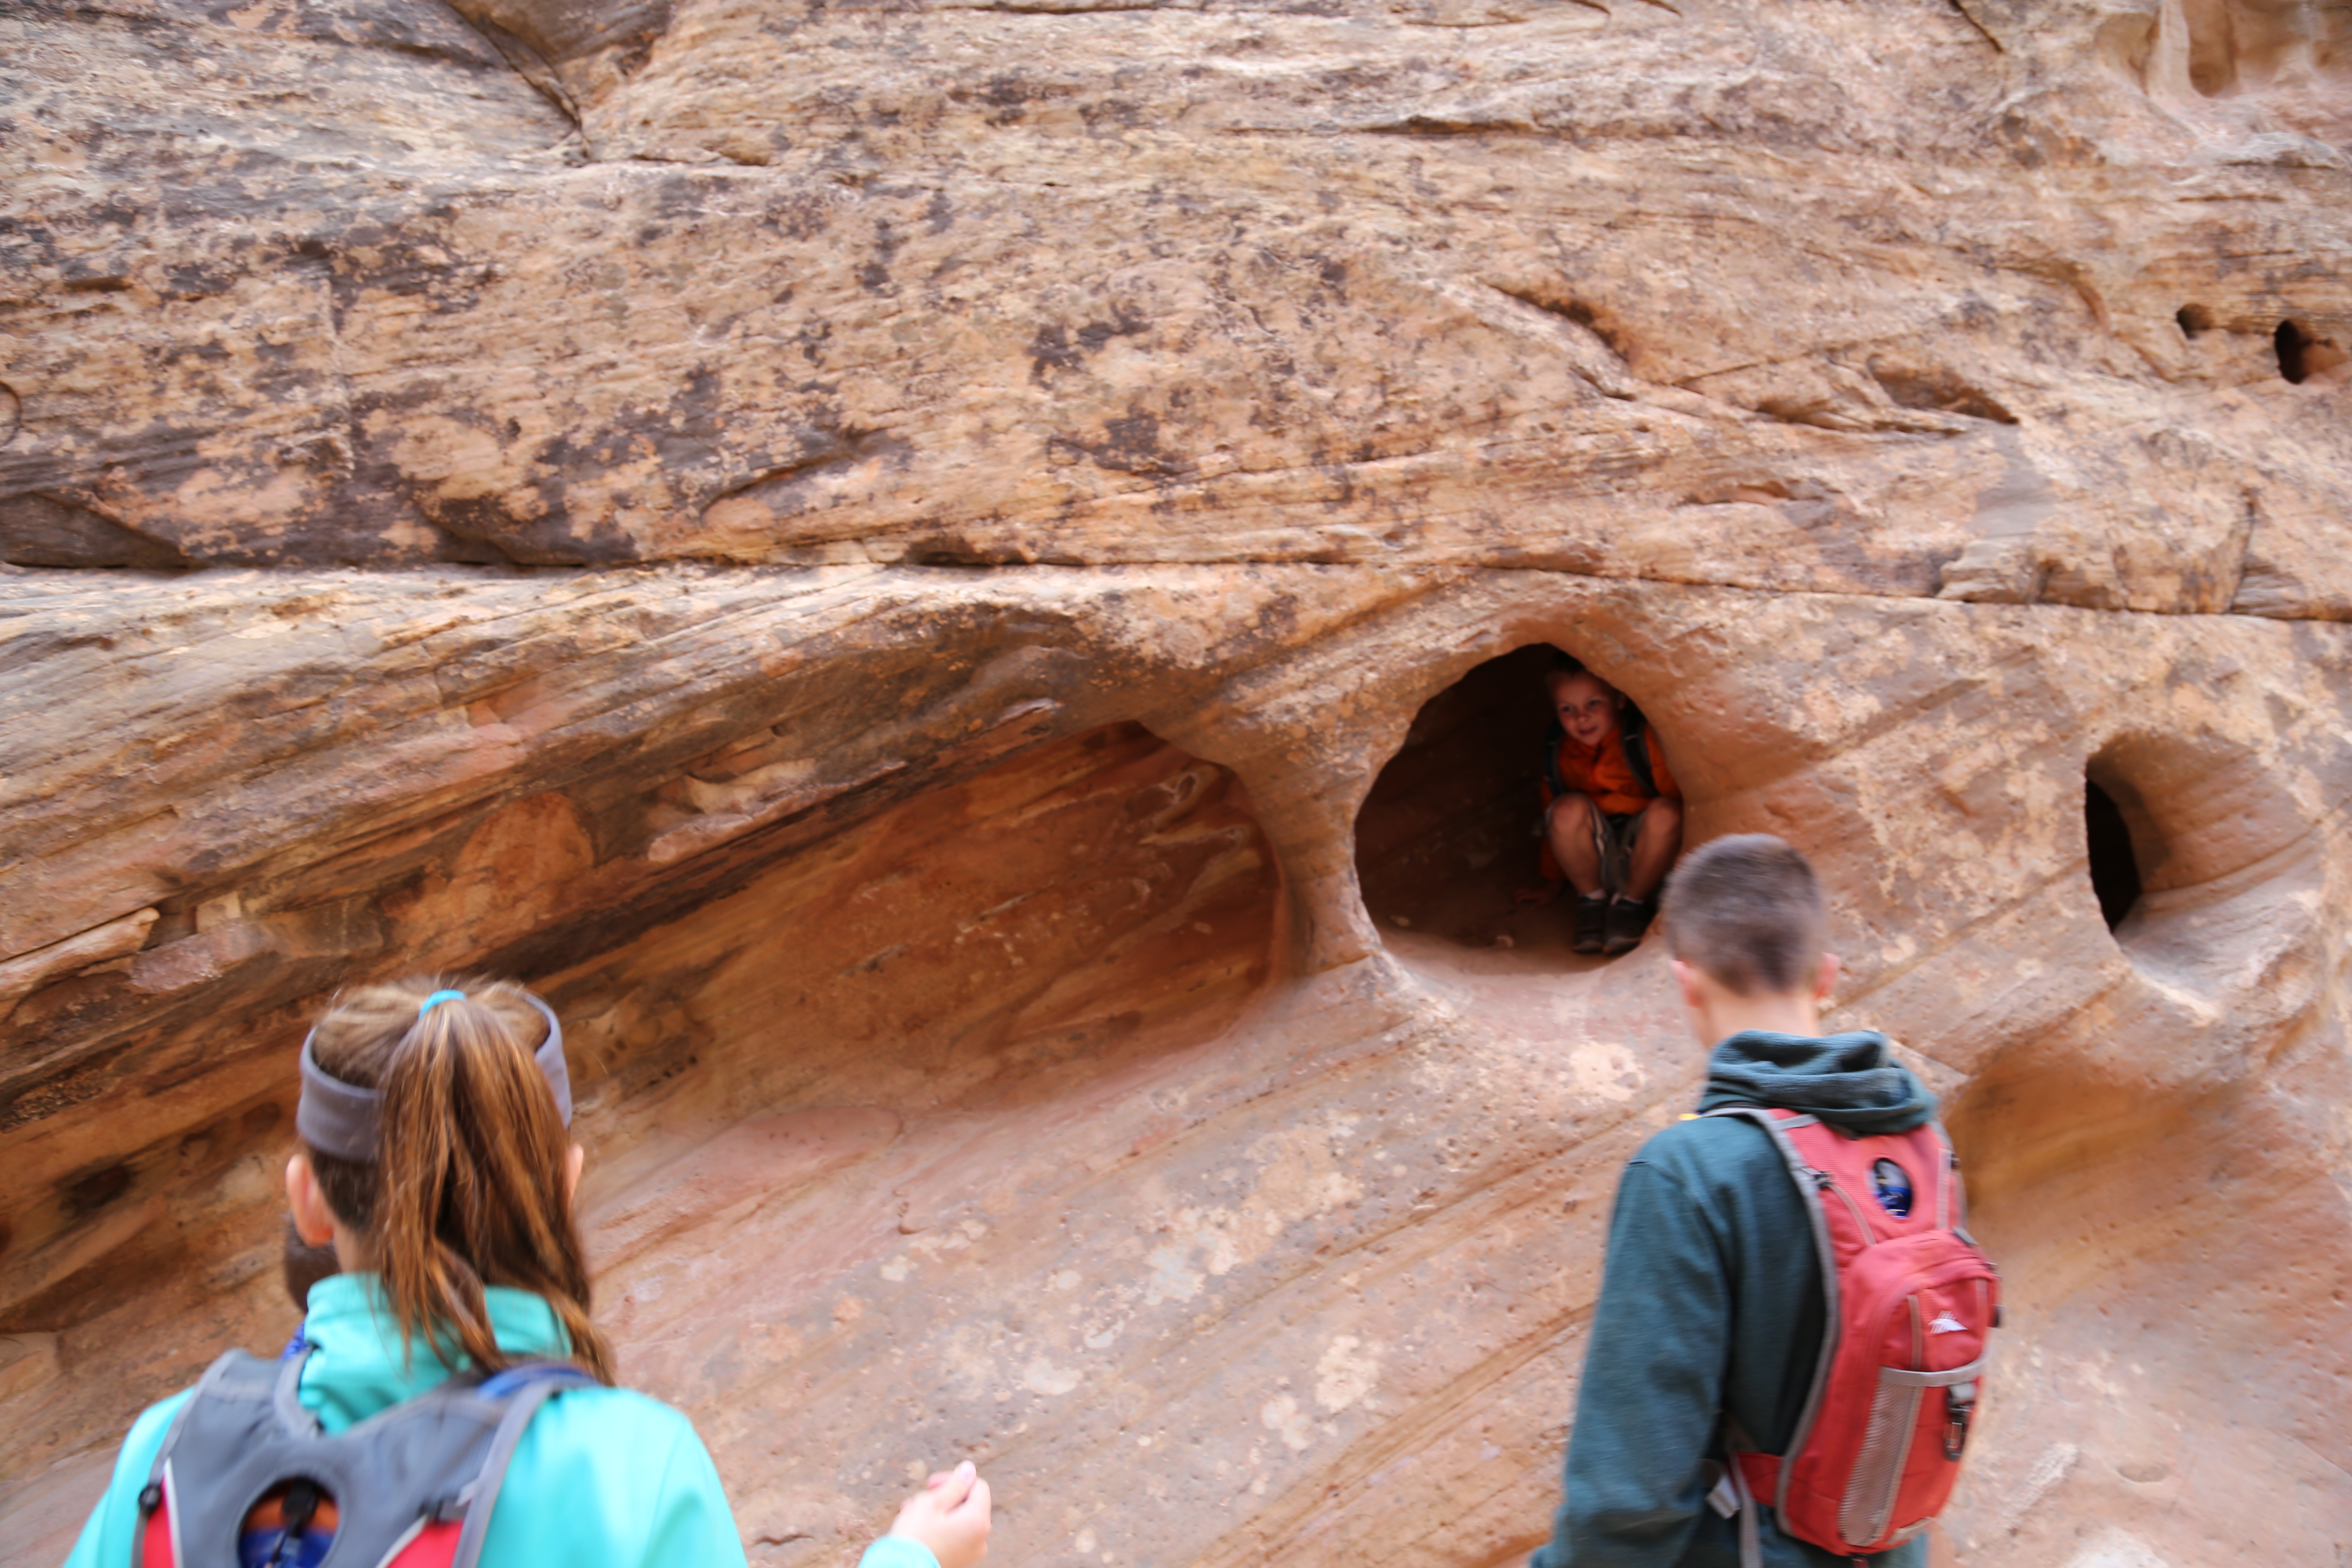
left=1703, top=1462, right=1740, bottom=1519
left=1942, top=1381, right=1976, bottom=1462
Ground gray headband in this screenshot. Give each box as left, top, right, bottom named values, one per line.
left=296, top=992, right=573, bottom=1162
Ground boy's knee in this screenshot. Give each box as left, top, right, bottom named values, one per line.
left=1550, top=791, right=1598, bottom=828
left=1645, top=796, right=1684, bottom=834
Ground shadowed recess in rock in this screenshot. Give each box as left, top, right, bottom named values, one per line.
left=0, top=494, right=193, bottom=571
left=2272, top=316, right=2349, bottom=384
left=2082, top=779, right=2143, bottom=932
left=559, top=719, right=1283, bottom=1218
left=1943, top=1010, right=2352, bottom=1564
left=0, top=719, right=1281, bottom=1553
left=2082, top=728, right=2321, bottom=986
left=1355, top=644, right=1556, bottom=947
left=1355, top=641, right=1672, bottom=967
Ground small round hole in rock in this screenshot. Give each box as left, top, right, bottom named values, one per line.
left=2175, top=304, right=2212, bottom=338
left=2084, top=778, right=2143, bottom=931
left=2275, top=319, right=2315, bottom=383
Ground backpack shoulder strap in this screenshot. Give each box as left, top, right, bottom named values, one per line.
left=1543, top=722, right=1567, bottom=796
left=147, top=1349, right=290, bottom=1483
left=1698, top=1108, right=1840, bottom=1518
left=1619, top=706, right=1658, bottom=797
left=447, top=1366, right=599, bottom=1568
left=272, top=1347, right=325, bottom=1438
left=140, top=1350, right=306, bottom=1568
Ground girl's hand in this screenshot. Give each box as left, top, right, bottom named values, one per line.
left=888, top=1460, right=992, bottom=1568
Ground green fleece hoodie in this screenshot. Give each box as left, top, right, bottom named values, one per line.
left=62, top=1274, right=939, bottom=1568
left=1530, top=1029, right=1937, bottom=1568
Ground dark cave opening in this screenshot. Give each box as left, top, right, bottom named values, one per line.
left=2084, top=777, right=2144, bottom=932
left=2275, top=319, right=2315, bottom=383
left=2273, top=318, right=2348, bottom=384
left=1356, top=643, right=1667, bottom=962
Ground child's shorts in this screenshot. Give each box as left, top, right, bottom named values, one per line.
left=1593, top=808, right=1646, bottom=895
left=1542, top=795, right=1655, bottom=894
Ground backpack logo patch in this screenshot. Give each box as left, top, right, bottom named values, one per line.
left=1928, top=1312, right=1966, bottom=1335
left=1870, top=1158, right=1913, bottom=1219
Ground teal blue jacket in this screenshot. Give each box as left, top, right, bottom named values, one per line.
left=63, top=1274, right=937, bottom=1568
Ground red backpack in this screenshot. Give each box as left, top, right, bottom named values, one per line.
left=1702, top=1107, right=1999, bottom=1565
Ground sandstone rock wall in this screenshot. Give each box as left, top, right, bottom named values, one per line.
left=5, top=2, right=2352, bottom=1565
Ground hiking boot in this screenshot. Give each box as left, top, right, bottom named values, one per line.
left=1603, top=896, right=1655, bottom=956
left=1572, top=894, right=1609, bottom=954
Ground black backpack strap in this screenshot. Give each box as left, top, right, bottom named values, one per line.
left=1543, top=721, right=1567, bottom=796
left=449, top=1366, right=598, bottom=1568
left=1619, top=705, right=1658, bottom=798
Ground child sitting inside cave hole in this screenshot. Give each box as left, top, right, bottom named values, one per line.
left=1525, top=652, right=1684, bottom=955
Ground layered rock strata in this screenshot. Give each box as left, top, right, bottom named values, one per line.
left=5, top=2, right=2352, bottom=1566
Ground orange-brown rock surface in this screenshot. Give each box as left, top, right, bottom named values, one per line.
left=4, top=1, right=2351, bottom=1564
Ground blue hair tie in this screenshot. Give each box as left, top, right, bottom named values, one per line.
left=419, top=989, right=467, bottom=1014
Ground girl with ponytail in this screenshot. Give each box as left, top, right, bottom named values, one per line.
left=63, top=977, right=992, bottom=1568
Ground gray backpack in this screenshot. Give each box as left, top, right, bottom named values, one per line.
left=133, top=1348, right=593, bottom=1568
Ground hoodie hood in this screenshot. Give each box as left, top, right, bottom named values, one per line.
left=1697, top=1029, right=1935, bottom=1135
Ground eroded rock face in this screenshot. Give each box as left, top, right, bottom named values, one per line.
left=4, top=2, right=2351, bottom=1566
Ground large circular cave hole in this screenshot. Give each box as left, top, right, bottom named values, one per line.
left=1355, top=642, right=1670, bottom=963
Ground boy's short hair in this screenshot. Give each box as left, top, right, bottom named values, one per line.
left=1660, top=834, right=1828, bottom=996
left=1544, top=651, right=1609, bottom=695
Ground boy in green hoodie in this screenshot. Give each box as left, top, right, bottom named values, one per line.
left=1529, top=835, right=1934, bottom=1568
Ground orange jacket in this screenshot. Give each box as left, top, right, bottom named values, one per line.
left=1544, top=723, right=1680, bottom=818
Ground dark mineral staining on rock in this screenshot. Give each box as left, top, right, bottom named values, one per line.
left=62, top=1161, right=134, bottom=1218
left=1029, top=311, right=1149, bottom=384
left=1100, top=410, right=1164, bottom=470
left=1031, top=324, right=1086, bottom=383
left=0, top=494, right=193, bottom=570
left=1077, top=309, right=1147, bottom=353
